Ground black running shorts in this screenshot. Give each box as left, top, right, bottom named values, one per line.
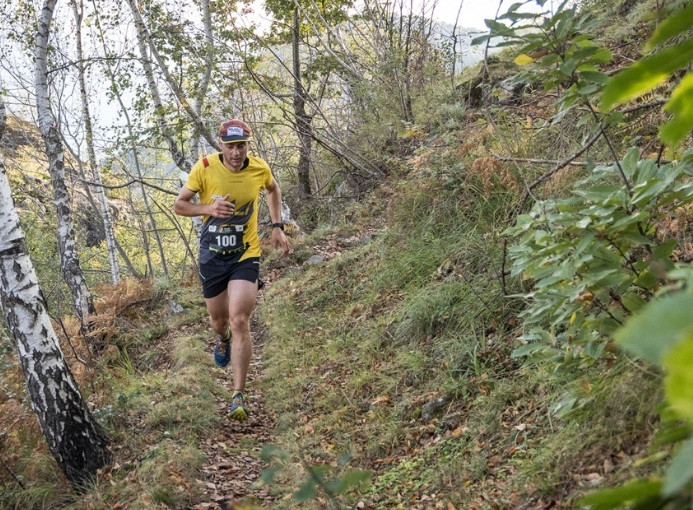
left=199, top=257, right=262, bottom=298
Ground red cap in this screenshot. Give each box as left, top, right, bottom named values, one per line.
left=219, top=119, right=251, bottom=143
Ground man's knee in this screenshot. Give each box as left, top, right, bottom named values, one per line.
left=229, top=313, right=251, bottom=332
left=209, top=313, right=229, bottom=333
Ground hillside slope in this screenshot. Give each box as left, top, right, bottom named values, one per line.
left=2, top=0, right=691, bottom=508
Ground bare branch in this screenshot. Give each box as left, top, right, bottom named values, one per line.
left=77, top=177, right=178, bottom=195
left=525, top=127, right=604, bottom=191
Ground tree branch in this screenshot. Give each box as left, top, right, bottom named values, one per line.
left=77, top=177, right=178, bottom=196
left=524, top=127, right=604, bottom=191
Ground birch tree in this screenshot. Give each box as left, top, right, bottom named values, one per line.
left=35, top=0, right=95, bottom=321
left=0, top=87, right=111, bottom=486
left=70, top=0, right=120, bottom=284
left=90, top=5, right=158, bottom=276
left=122, top=0, right=231, bottom=238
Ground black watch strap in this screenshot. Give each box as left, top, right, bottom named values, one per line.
left=271, top=222, right=284, bottom=230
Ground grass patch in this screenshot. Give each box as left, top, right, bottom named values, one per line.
left=258, top=155, right=665, bottom=507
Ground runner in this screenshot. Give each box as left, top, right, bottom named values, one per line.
left=174, top=119, right=290, bottom=421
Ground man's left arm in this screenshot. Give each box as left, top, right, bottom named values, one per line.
left=266, top=179, right=291, bottom=256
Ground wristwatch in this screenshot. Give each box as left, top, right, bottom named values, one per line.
left=271, top=222, right=284, bottom=230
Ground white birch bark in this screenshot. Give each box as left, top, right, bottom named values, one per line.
left=125, top=0, right=218, bottom=151
left=189, top=0, right=214, bottom=163
left=71, top=0, right=120, bottom=284
left=35, top=0, right=94, bottom=320
left=0, top=85, right=111, bottom=485
left=125, top=0, right=204, bottom=238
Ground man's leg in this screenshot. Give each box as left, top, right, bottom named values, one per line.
left=205, top=288, right=233, bottom=367
left=205, top=290, right=230, bottom=339
left=227, top=279, right=258, bottom=393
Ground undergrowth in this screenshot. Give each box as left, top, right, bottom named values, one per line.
left=257, top=132, right=666, bottom=507
left=0, top=278, right=227, bottom=510
left=1, top=1, right=685, bottom=507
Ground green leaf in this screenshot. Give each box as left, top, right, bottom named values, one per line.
left=575, top=184, right=622, bottom=201
left=660, top=73, right=693, bottom=149
left=663, top=336, right=693, bottom=423
left=554, top=395, right=578, bottom=417
left=261, top=467, right=280, bottom=484
left=652, top=421, right=692, bottom=448
left=584, top=339, right=606, bottom=359
left=578, top=83, right=600, bottom=96
left=484, top=18, right=514, bottom=35
left=324, top=470, right=371, bottom=494
left=663, top=437, right=693, bottom=496
left=632, top=180, right=668, bottom=207
left=579, top=478, right=662, bottom=508
left=634, top=269, right=659, bottom=289
left=646, top=3, right=693, bottom=50
left=600, top=37, right=693, bottom=111
left=471, top=34, right=492, bottom=45
left=294, top=480, right=317, bottom=501
left=512, top=342, right=547, bottom=358
left=610, top=210, right=648, bottom=229
left=622, top=146, right=641, bottom=177
left=653, top=239, right=678, bottom=260
left=621, top=232, right=651, bottom=246
left=579, top=70, right=609, bottom=84
left=621, top=292, right=646, bottom=313
left=592, top=48, right=613, bottom=65
left=615, top=292, right=693, bottom=363
left=501, top=11, right=541, bottom=22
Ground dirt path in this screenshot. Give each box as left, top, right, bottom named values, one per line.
left=189, top=259, right=304, bottom=509
left=189, top=230, right=378, bottom=508
left=191, top=308, right=278, bottom=509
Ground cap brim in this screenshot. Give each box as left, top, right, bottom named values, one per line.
left=221, top=136, right=249, bottom=143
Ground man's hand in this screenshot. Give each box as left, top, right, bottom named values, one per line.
left=209, top=194, right=235, bottom=218
left=271, top=228, right=291, bottom=256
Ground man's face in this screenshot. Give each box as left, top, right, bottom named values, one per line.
left=221, top=141, right=248, bottom=170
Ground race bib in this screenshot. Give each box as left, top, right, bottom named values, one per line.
left=207, top=224, right=245, bottom=255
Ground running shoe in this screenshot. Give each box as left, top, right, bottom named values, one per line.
left=214, top=337, right=231, bottom=367
left=228, top=391, right=249, bottom=421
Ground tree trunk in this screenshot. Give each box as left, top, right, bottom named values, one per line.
left=115, top=238, right=144, bottom=279
left=189, top=0, right=214, bottom=163
left=293, top=8, right=313, bottom=199
left=97, top=1, right=171, bottom=278
left=0, top=90, right=111, bottom=485
left=71, top=0, right=120, bottom=284
left=125, top=0, right=202, bottom=248
left=92, top=8, right=174, bottom=274
left=35, top=0, right=95, bottom=322
left=125, top=0, right=218, bottom=151
left=401, top=12, right=414, bottom=123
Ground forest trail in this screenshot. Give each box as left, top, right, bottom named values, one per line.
left=192, top=321, right=277, bottom=509
left=188, top=230, right=357, bottom=509
left=189, top=278, right=282, bottom=509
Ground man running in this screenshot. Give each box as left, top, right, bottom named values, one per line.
left=174, top=119, right=290, bottom=421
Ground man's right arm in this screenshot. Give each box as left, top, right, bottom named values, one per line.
left=173, top=187, right=204, bottom=217
left=173, top=187, right=235, bottom=218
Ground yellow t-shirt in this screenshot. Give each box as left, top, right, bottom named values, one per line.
left=185, top=153, right=274, bottom=263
